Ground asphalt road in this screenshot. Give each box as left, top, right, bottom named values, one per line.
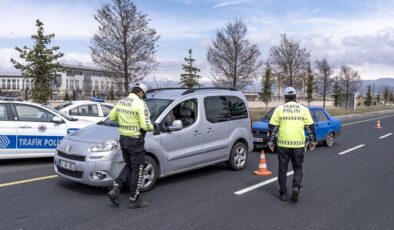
left=1, top=112, right=394, bottom=230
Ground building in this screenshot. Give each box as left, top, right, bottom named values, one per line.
left=0, top=63, right=125, bottom=100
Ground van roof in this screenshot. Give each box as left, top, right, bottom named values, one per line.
left=146, top=87, right=240, bottom=100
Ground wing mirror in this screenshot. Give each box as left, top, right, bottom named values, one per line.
left=168, top=120, right=183, bottom=131
left=52, top=116, right=64, bottom=124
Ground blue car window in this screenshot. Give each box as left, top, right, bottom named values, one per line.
left=315, top=110, right=328, bottom=122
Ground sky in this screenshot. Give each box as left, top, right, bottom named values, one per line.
left=1, top=0, right=394, bottom=84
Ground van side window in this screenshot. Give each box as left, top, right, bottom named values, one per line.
left=204, top=96, right=230, bottom=123
left=161, top=99, right=197, bottom=131
left=227, top=96, right=248, bottom=119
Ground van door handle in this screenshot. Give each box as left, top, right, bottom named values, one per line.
left=206, top=128, right=214, bottom=133
left=18, top=125, right=32, bottom=128
left=194, top=131, right=201, bottom=136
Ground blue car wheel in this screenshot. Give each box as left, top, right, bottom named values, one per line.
left=324, top=131, right=335, bottom=147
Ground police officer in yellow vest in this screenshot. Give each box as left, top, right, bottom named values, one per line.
left=107, top=82, right=154, bottom=209
left=268, top=87, right=317, bottom=202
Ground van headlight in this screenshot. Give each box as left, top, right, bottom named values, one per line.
left=90, top=139, right=120, bottom=152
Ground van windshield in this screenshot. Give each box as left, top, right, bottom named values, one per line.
left=101, top=98, right=173, bottom=127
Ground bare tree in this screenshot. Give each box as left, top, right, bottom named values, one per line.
left=207, top=19, right=263, bottom=90
left=90, top=0, right=160, bottom=95
left=339, top=65, right=361, bottom=109
left=269, top=34, right=310, bottom=92
left=315, top=57, right=333, bottom=108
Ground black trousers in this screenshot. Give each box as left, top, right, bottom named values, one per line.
left=115, top=135, right=145, bottom=201
left=277, top=147, right=304, bottom=194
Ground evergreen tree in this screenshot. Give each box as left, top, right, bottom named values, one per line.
left=63, top=92, right=70, bottom=101
left=10, top=19, right=63, bottom=104
left=180, top=49, right=201, bottom=88
left=332, top=77, right=342, bottom=108
left=261, top=62, right=273, bottom=111
left=390, top=91, right=394, bottom=104
left=0, top=88, right=2, bottom=96
left=383, top=86, right=390, bottom=104
left=306, top=62, right=314, bottom=106
left=365, top=85, right=372, bottom=106
left=376, top=92, right=381, bottom=105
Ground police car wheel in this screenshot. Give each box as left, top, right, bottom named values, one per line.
left=324, top=132, right=335, bottom=147
left=227, top=142, right=248, bottom=171
left=126, top=155, right=158, bottom=192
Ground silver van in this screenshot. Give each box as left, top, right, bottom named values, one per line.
left=54, top=88, right=253, bottom=191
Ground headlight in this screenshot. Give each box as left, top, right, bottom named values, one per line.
left=90, top=139, right=120, bottom=152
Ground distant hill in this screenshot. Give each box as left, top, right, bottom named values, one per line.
left=361, top=78, right=394, bottom=91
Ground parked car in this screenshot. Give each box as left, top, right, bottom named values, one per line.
left=0, top=100, right=94, bottom=159
left=54, top=88, right=253, bottom=191
left=54, top=100, right=114, bottom=123
left=252, top=106, right=342, bottom=149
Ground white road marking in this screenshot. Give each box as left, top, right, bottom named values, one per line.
left=0, top=175, right=58, bottom=188
left=342, top=114, right=394, bottom=126
left=338, top=144, right=365, bottom=155
left=379, top=133, right=392, bottom=139
left=234, top=171, right=294, bottom=195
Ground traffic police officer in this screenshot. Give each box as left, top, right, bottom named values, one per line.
left=107, top=82, right=154, bottom=209
left=267, top=87, right=317, bottom=202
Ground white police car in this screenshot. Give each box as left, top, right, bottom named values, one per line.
left=54, top=100, right=114, bottom=123
left=0, top=100, right=94, bottom=159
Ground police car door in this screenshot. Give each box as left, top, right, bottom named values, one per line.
left=0, top=103, right=17, bottom=157
left=13, top=103, right=67, bottom=157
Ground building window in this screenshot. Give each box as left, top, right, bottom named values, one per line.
left=1, top=79, right=5, bottom=89
left=70, top=80, right=74, bottom=90
left=101, top=81, right=104, bottom=90
left=95, top=80, right=99, bottom=90
left=75, top=80, right=80, bottom=89
left=17, top=79, right=20, bottom=89
left=106, top=81, right=109, bottom=90
left=66, top=79, right=69, bottom=90
left=66, top=70, right=73, bottom=76
left=7, top=79, right=11, bottom=89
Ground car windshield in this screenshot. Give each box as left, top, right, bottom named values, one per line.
left=44, top=106, right=76, bottom=121
left=101, top=98, right=173, bottom=127
left=262, top=108, right=275, bottom=120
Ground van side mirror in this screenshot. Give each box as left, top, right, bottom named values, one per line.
left=168, top=120, right=183, bottom=131
left=52, top=116, right=64, bottom=124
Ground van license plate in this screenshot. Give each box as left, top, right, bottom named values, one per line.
left=253, top=137, right=264, bottom=142
left=59, top=160, right=76, bottom=171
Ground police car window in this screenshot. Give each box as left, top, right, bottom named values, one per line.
left=76, top=105, right=99, bottom=116
left=101, top=105, right=113, bottom=117
left=15, top=104, right=54, bottom=122
left=0, top=104, right=8, bottom=121
left=227, top=96, right=248, bottom=119
left=204, top=96, right=231, bottom=123
left=54, top=102, right=72, bottom=110
left=316, top=110, right=328, bottom=122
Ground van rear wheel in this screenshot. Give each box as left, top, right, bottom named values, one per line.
left=227, top=142, right=248, bottom=170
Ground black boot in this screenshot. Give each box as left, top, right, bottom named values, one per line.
left=279, top=192, right=288, bottom=201
left=290, top=187, right=300, bottom=202
left=108, top=183, right=121, bottom=206
left=128, top=198, right=148, bottom=209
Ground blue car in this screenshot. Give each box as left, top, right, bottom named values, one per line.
left=252, top=106, right=342, bottom=149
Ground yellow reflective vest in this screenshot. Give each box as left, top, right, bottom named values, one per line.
left=269, top=101, right=314, bottom=148
left=109, top=93, right=154, bottom=137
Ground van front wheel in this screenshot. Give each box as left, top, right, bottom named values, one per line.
left=227, top=142, right=248, bottom=170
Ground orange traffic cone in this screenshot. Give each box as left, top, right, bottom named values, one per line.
left=253, top=150, right=272, bottom=176
left=376, top=120, right=382, bottom=129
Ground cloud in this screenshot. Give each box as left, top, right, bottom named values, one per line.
left=213, top=0, right=251, bottom=8
left=0, top=0, right=96, bottom=39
